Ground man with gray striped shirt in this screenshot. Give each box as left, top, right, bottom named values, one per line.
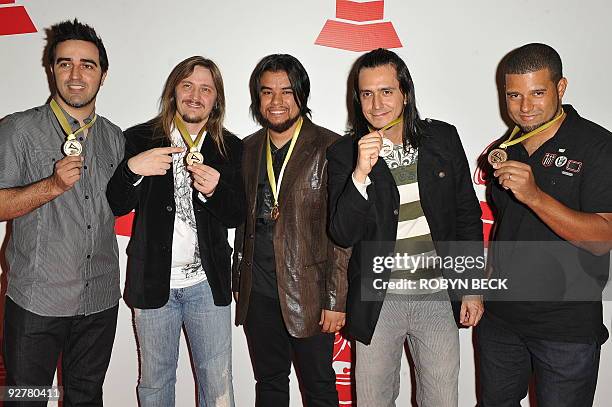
left=0, top=20, right=122, bottom=406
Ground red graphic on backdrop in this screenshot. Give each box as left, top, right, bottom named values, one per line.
left=0, top=1, right=36, bottom=36
left=316, top=0, right=402, bottom=52
left=333, top=333, right=353, bottom=404
left=480, top=201, right=493, bottom=245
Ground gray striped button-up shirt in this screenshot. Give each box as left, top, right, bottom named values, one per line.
left=0, top=103, right=124, bottom=316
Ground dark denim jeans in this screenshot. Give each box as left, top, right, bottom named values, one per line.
left=477, top=315, right=600, bottom=407
left=2, top=296, right=118, bottom=407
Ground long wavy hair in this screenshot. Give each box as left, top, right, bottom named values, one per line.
left=350, top=48, right=423, bottom=149
left=153, top=56, right=228, bottom=157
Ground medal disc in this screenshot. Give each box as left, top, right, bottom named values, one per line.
left=379, top=137, right=394, bottom=157
left=270, top=205, right=280, bottom=221
left=487, top=148, right=508, bottom=165
left=63, top=139, right=83, bottom=156
left=186, top=151, right=204, bottom=166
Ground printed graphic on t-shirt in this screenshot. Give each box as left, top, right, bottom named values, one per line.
left=172, top=134, right=203, bottom=279
left=384, top=143, right=418, bottom=169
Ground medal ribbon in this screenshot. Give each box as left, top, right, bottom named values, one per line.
left=266, top=117, right=304, bottom=209
left=368, top=116, right=403, bottom=133
left=50, top=99, right=97, bottom=140
left=174, top=114, right=206, bottom=152
left=499, top=108, right=565, bottom=149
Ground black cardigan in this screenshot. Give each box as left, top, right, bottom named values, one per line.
left=106, top=120, right=245, bottom=308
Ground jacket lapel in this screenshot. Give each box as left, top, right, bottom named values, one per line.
left=244, top=130, right=266, bottom=216
left=276, top=118, right=316, bottom=208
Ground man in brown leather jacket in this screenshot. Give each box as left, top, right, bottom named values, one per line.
left=232, top=54, right=350, bottom=407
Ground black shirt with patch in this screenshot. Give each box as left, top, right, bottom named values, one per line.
left=486, top=105, right=612, bottom=344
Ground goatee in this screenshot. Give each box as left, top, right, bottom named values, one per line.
left=261, top=114, right=301, bottom=133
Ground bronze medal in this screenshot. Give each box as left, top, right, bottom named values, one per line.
left=186, top=151, right=204, bottom=166
left=63, top=139, right=83, bottom=157
left=270, top=205, right=280, bottom=220
left=487, top=148, right=508, bottom=165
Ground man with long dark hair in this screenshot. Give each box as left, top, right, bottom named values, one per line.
left=327, top=48, right=484, bottom=406
left=0, top=19, right=122, bottom=405
left=106, top=56, right=244, bottom=406
left=232, top=54, right=350, bottom=407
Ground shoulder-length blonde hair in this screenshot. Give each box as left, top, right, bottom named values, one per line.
left=154, top=56, right=228, bottom=158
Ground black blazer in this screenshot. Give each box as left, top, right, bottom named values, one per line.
left=327, top=119, right=483, bottom=344
left=106, top=120, right=245, bottom=308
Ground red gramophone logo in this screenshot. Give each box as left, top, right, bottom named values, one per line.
left=333, top=332, right=353, bottom=405
left=315, top=0, right=402, bottom=52
left=0, top=0, right=36, bottom=36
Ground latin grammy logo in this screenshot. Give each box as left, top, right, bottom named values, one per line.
left=0, top=0, right=36, bottom=36
left=66, top=142, right=79, bottom=152
left=315, top=0, right=402, bottom=52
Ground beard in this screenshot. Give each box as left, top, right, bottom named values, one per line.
left=181, top=112, right=208, bottom=124
left=55, top=78, right=102, bottom=109
left=260, top=113, right=301, bottom=133
left=519, top=100, right=561, bottom=133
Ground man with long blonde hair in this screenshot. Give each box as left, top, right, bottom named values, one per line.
left=107, top=56, right=244, bottom=406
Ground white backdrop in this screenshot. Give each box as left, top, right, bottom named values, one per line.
left=1, top=1, right=611, bottom=406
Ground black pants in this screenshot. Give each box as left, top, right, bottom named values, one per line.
left=477, top=315, right=600, bottom=407
left=244, top=291, right=338, bottom=407
left=2, top=297, right=118, bottom=407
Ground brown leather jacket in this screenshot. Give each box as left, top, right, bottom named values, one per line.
left=232, top=118, right=350, bottom=338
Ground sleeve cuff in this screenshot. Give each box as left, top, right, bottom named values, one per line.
left=351, top=172, right=371, bottom=200
left=123, top=162, right=143, bottom=186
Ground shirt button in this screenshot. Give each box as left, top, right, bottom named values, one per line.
left=393, top=209, right=399, bottom=216
left=87, top=225, right=91, bottom=229
left=85, top=282, right=89, bottom=287
left=438, top=171, right=446, bottom=178
left=248, top=234, right=254, bottom=239
left=86, top=255, right=91, bottom=259
left=85, top=195, right=89, bottom=200
left=166, top=205, right=173, bottom=212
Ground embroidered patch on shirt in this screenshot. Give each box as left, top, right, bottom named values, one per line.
left=542, top=153, right=557, bottom=167
left=565, top=160, right=583, bottom=173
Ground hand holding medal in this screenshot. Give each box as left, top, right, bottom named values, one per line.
left=48, top=155, right=83, bottom=193
left=369, top=116, right=402, bottom=158
left=490, top=109, right=565, bottom=205
left=354, top=117, right=403, bottom=182
left=188, top=163, right=220, bottom=197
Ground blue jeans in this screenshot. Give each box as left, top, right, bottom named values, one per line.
left=477, top=315, right=600, bottom=407
left=134, top=280, right=234, bottom=407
